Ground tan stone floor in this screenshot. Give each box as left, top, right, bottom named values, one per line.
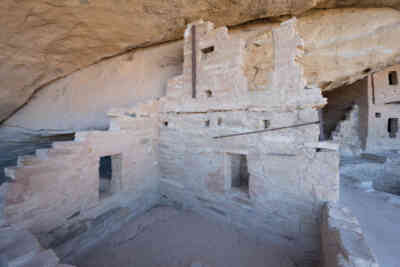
left=75, top=206, right=296, bottom=267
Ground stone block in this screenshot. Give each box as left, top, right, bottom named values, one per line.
left=321, top=202, right=379, bottom=267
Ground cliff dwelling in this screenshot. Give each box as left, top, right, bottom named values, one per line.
left=1, top=4, right=400, bottom=267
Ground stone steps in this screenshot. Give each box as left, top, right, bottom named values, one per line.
left=0, top=225, right=75, bottom=267
left=0, top=140, right=85, bottom=208
left=3, top=140, right=85, bottom=181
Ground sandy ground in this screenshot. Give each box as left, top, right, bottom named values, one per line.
left=75, top=206, right=296, bottom=267
left=72, top=159, right=400, bottom=267
left=341, top=179, right=400, bottom=267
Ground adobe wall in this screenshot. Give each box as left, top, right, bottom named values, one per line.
left=0, top=103, right=160, bottom=235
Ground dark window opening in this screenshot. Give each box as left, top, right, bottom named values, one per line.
left=99, top=156, right=112, bottom=199
left=205, top=90, right=213, bottom=98
left=388, top=118, right=399, bottom=138
left=363, top=68, right=371, bottom=74
left=163, top=121, right=169, bottom=127
left=375, top=112, right=381, bottom=118
left=388, top=71, right=398, bottom=85
left=99, top=154, right=122, bottom=199
left=205, top=120, right=210, bottom=127
left=201, top=46, right=214, bottom=54
left=263, top=120, right=270, bottom=129
left=217, top=118, right=223, bottom=126
left=230, top=154, right=249, bottom=195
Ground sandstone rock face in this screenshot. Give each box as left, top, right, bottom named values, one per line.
left=245, top=8, right=400, bottom=92
left=5, top=42, right=183, bottom=131
left=1, top=1, right=400, bottom=123
left=4, top=7, right=400, bottom=133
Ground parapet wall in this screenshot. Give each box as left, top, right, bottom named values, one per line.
left=321, top=202, right=379, bottom=267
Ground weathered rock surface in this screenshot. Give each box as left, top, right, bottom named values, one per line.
left=1, top=1, right=400, bottom=123
left=245, top=8, right=400, bottom=92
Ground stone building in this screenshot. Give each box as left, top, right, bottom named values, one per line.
left=0, top=18, right=382, bottom=267
left=323, top=65, right=400, bottom=155
left=366, top=65, right=400, bottom=151
left=159, top=20, right=339, bottom=264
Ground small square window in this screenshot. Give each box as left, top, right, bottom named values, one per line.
left=201, top=46, right=214, bottom=54
left=388, top=71, right=398, bottom=85
left=263, top=120, right=270, bottom=129
left=201, top=46, right=215, bottom=60
left=205, top=120, right=210, bottom=127
left=375, top=113, right=381, bottom=118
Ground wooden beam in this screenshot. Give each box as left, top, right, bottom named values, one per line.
left=191, top=25, right=197, bottom=98
left=213, top=121, right=320, bottom=139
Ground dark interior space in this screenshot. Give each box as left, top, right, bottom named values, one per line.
left=321, top=79, right=366, bottom=139
left=231, top=154, right=249, bottom=194
left=388, top=118, right=399, bottom=138
left=99, top=155, right=112, bottom=199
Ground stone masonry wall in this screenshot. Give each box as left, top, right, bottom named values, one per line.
left=0, top=18, right=343, bottom=266
left=332, top=105, right=363, bottom=156
left=159, top=20, right=340, bottom=266
left=0, top=100, right=161, bottom=235
left=366, top=66, right=400, bottom=151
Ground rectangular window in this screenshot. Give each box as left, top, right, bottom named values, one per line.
left=99, top=154, right=122, bottom=199
left=201, top=46, right=214, bottom=54
left=230, top=154, right=249, bottom=195
left=388, top=118, right=399, bottom=138
left=201, top=46, right=215, bottom=60
left=388, top=71, right=398, bottom=85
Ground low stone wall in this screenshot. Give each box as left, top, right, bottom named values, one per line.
left=0, top=104, right=161, bottom=236
left=321, top=202, right=379, bottom=267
